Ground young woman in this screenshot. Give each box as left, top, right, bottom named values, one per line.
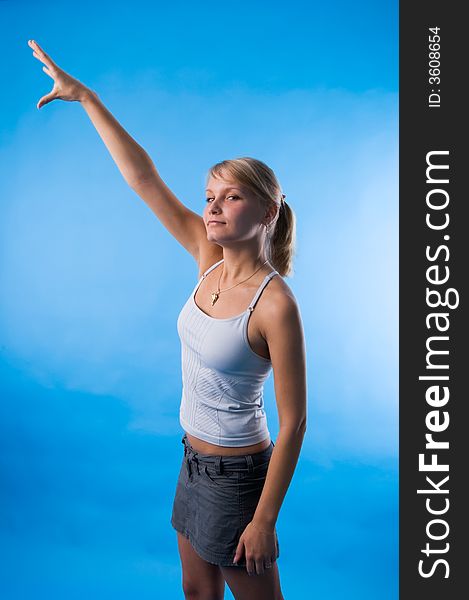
left=28, top=39, right=307, bottom=600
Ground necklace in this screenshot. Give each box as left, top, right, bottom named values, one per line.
left=211, top=260, right=269, bottom=306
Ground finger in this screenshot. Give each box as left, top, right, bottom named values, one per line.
left=255, top=559, right=265, bottom=576
left=31, top=50, right=54, bottom=72
left=246, top=556, right=255, bottom=576
left=29, top=40, right=58, bottom=70
left=233, top=538, right=245, bottom=564
left=42, top=65, right=54, bottom=79
left=29, top=39, right=51, bottom=62
left=37, top=91, right=57, bottom=109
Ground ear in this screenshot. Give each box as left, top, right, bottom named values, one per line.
left=264, top=203, right=279, bottom=226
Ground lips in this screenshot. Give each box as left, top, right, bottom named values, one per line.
left=208, top=221, right=225, bottom=225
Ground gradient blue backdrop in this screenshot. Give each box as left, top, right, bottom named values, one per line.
left=1, top=0, right=398, bottom=598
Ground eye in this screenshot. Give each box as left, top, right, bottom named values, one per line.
left=205, top=195, right=240, bottom=202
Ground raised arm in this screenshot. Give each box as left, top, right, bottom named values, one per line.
left=28, top=39, right=219, bottom=265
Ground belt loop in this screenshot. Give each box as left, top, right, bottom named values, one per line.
left=215, top=455, right=222, bottom=475
left=245, top=454, right=254, bottom=473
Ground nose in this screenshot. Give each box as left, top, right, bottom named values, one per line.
left=209, top=198, right=222, bottom=214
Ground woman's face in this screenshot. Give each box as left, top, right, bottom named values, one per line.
left=204, top=173, right=267, bottom=245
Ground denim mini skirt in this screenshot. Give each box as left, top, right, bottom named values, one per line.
left=171, top=432, right=280, bottom=567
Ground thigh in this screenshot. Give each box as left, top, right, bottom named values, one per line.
left=220, top=562, right=284, bottom=600
left=177, top=531, right=225, bottom=599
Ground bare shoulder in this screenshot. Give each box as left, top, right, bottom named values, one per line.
left=265, top=274, right=299, bottom=310
left=258, top=274, right=303, bottom=334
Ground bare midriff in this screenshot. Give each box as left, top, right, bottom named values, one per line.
left=185, top=431, right=271, bottom=456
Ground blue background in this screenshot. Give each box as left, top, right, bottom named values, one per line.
left=0, top=0, right=398, bottom=597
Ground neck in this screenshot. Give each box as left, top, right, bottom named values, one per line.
left=218, top=246, right=270, bottom=286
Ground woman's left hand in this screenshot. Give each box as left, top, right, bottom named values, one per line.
left=233, top=521, right=277, bottom=575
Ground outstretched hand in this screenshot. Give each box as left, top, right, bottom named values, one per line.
left=28, top=39, right=89, bottom=109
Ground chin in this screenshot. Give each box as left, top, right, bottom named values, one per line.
left=207, top=229, right=224, bottom=240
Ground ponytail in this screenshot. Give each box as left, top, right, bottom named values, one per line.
left=268, top=198, right=296, bottom=277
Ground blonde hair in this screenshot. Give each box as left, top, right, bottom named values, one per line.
left=206, top=157, right=296, bottom=277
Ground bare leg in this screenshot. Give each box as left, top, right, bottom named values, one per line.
left=176, top=532, right=226, bottom=600
left=220, top=562, right=284, bottom=600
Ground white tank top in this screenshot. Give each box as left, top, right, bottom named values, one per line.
left=177, top=258, right=279, bottom=446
